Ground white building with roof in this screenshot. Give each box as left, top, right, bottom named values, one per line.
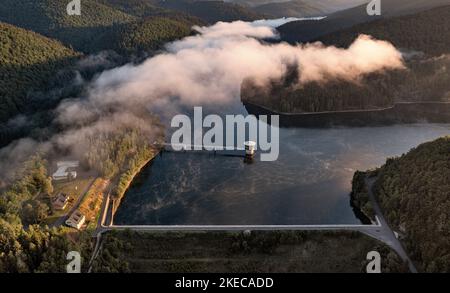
left=52, top=161, right=79, bottom=181
left=66, top=210, right=86, bottom=230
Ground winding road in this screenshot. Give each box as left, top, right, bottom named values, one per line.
left=364, top=177, right=418, bottom=273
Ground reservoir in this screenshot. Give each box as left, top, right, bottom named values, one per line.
left=114, top=106, right=450, bottom=225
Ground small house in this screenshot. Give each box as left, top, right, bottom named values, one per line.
left=65, top=210, right=86, bottom=230
left=52, top=193, right=70, bottom=210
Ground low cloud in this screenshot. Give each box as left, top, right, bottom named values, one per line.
left=68, top=20, right=404, bottom=123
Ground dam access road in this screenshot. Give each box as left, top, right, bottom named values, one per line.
left=90, top=175, right=418, bottom=273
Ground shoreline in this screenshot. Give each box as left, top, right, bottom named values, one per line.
left=111, top=149, right=161, bottom=217
left=243, top=101, right=450, bottom=127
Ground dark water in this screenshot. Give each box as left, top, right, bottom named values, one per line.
left=114, top=119, right=450, bottom=225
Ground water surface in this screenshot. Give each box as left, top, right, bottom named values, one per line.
left=114, top=121, right=450, bottom=225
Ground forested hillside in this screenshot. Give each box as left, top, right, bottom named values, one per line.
left=318, top=5, right=450, bottom=57
left=153, top=0, right=265, bottom=23
left=72, top=17, right=201, bottom=55
left=99, top=0, right=168, bottom=17
left=0, top=0, right=201, bottom=54
left=0, top=22, right=80, bottom=124
left=246, top=0, right=326, bottom=18
left=242, top=69, right=400, bottom=113
left=372, top=137, right=450, bottom=272
left=96, top=16, right=201, bottom=55
left=0, top=0, right=136, bottom=52
left=229, top=0, right=367, bottom=13
left=278, top=0, right=450, bottom=43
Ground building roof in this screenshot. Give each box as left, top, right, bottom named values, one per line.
left=69, top=210, right=84, bottom=222
left=52, top=161, right=79, bottom=179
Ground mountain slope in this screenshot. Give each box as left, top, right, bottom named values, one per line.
left=0, top=0, right=201, bottom=54
left=372, top=137, right=450, bottom=272
left=251, top=0, right=368, bottom=18
left=153, top=0, right=266, bottom=23
left=0, top=22, right=80, bottom=124
left=278, top=0, right=450, bottom=43
left=0, top=0, right=137, bottom=32
left=103, top=16, right=199, bottom=55
left=99, top=0, right=168, bottom=17
left=228, top=0, right=366, bottom=11
left=318, top=5, right=450, bottom=56
left=0, top=0, right=136, bottom=52
left=252, top=0, right=328, bottom=18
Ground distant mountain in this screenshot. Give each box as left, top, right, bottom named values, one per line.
left=152, top=0, right=266, bottom=23
left=103, top=16, right=200, bottom=55
left=317, top=5, right=450, bottom=57
left=0, top=22, right=80, bottom=124
left=99, top=0, right=168, bottom=17
left=227, top=0, right=365, bottom=10
left=278, top=0, right=450, bottom=43
left=224, top=0, right=286, bottom=7
left=250, top=0, right=368, bottom=18
left=252, top=0, right=327, bottom=18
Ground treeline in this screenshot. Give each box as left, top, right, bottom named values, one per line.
left=99, top=0, right=168, bottom=17
left=350, top=171, right=375, bottom=221
left=82, top=125, right=158, bottom=180
left=0, top=22, right=80, bottom=124
left=241, top=69, right=400, bottom=113
left=0, top=156, right=53, bottom=225
left=0, top=222, right=92, bottom=273
left=80, top=115, right=164, bottom=201
left=152, top=0, right=265, bottom=23
left=252, top=0, right=326, bottom=18
left=100, top=0, right=264, bottom=23
left=242, top=46, right=450, bottom=114
left=373, top=137, right=450, bottom=272
left=103, top=16, right=199, bottom=55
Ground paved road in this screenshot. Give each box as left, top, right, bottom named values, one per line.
left=365, top=177, right=418, bottom=273
left=51, top=178, right=96, bottom=228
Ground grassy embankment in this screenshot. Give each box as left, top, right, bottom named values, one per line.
left=79, top=178, right=110, bottom=230
left=92, top=230, right=408, bottom=273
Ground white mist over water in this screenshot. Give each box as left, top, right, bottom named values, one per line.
left=67, top=18, right=404, bottom=125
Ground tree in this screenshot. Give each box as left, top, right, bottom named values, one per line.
left=20, top=200, right=49, bottom=225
